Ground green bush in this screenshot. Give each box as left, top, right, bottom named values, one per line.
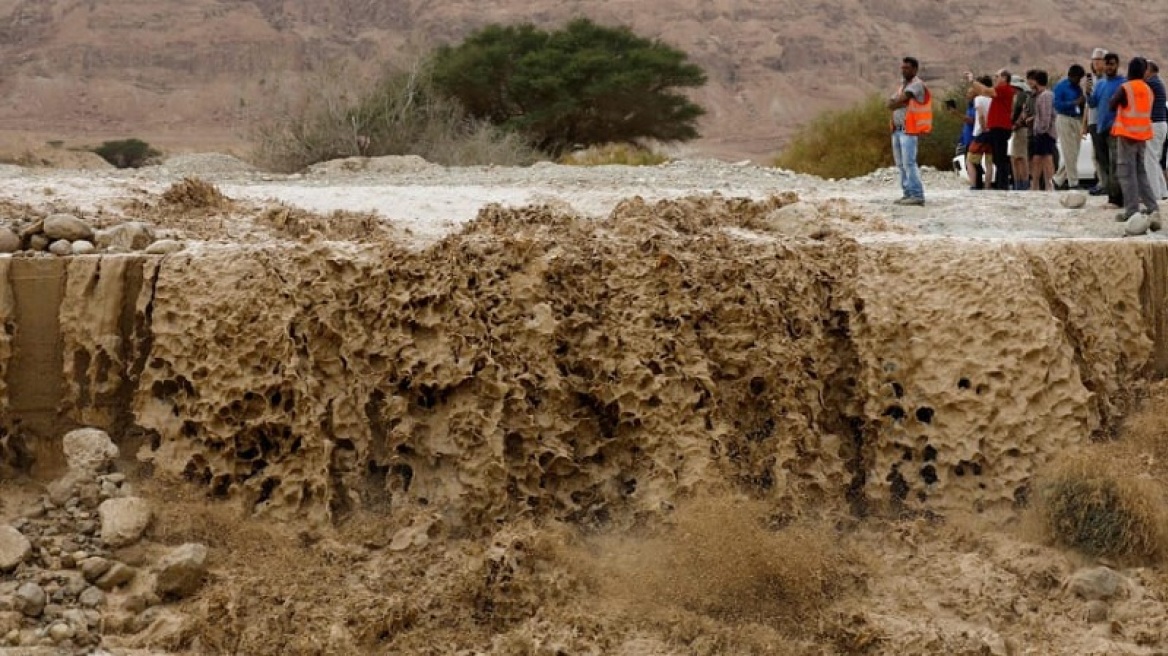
left=431, top=18, right=707, bottom=156
left=773, top=92, right=963, bottom=179
left=248, top=63, right=540, bottom=172
left=91, top=138, right=161, bottom=169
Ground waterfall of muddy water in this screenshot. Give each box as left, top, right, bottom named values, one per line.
left=0, top=198, right=1164, bottom=532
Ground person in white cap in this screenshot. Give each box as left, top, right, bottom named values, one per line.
left=1084, top=48, right=1108, bottom=194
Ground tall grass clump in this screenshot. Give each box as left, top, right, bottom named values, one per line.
left=1033, top=454, right=1168, bottom=563
left=773, top=92, right=963, bottom=179
left=247, top=62, right=541, bottom=173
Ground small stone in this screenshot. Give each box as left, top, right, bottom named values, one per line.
left=95, top=562, right=135, bottom=591
left=144, top=239, right=183, bottom=255
left=1068, top=566, right=1125, bottom=601
left=78, top=587, right=104, bottom=608
left=14, top=583, right=45, bottom=617
left=1059, top=191, right=1087, bottom=209
left=48, top=239, right=73, bottom=256
left=0, top=526, right=31, bottom=572
left=62, top=427, right=119, bottom=473
left=80, top=556, right=112, bottom=583
left=43, top=213, right=94, bottom=242
left=1125, top=212, right=1151, bottom=236
left=155, top=543, right=209, bottom=599
left=71, top=550, right=89, bottom=564
left=71, top=240, right=96, bottom=255
left=0, top=227, right=19, bottom=253
left=28, top=234, right=49, bottom=251
left=98, top=496, right=151, bottom=547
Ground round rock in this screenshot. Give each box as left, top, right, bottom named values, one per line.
left=28, top=234, right=50, bottom=251
left=1125, top=212, right=1152, bottom=236
left=1068, top=566, right=1125, bottom=600
left=61, top=427, right=119, bottom=473
left=0, top=227, right=19, bottom=253
left=14, top=583, right=45, bottom=618
left=71, top=240, right=96, bottom=255
left=1059, top=191, right=1087, bottom=209
left=48, top=239, right=72, bottom=256
left=144, top=239, right=183, bottom=255
left=98, top=497, right=152, bottom=548
left=0, top=526, right=31, bottom=572
left=43, top=213, right=94, bottom=242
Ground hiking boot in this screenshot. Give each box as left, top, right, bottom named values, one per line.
left=1089, top=186, right=1106, bottom=196
left=1116, top=211, right=1132, bottom=222
left=1124, top=212, right=1152, bottom=236
left=900, top=197, right=925, bottom=206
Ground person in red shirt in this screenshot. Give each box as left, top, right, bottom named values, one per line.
left=968, top=69, right=1017, bottom=190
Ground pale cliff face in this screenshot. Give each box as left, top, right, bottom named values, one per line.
left=0, top=1, right=1166, bottom=159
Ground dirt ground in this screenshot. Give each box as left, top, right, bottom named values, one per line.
left=0, top=154, right=1167, bottom=655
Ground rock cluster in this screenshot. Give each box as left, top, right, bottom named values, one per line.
left=0, top=213, right=175, bottom=257
left=0, top=427, right=209, bottom=650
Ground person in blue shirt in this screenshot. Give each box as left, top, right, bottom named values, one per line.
left=1052, top=64, right=1086, bottom=189
left=1089, top=52, right=1126, bottom=206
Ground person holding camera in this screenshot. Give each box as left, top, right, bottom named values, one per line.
left=967, top=69, right=1016, bottom=190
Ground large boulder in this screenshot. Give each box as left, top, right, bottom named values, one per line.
left=43, top=213, right=94, bottom=242
left=0, top=227, right=20, bottom=253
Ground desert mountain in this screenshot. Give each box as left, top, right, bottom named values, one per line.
left=0, top=0, right=1165, bottom=161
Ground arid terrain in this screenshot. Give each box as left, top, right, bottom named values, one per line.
left=2, top=0, right=1168, bottom=160
left=0, top=154, right=1165, bottom=655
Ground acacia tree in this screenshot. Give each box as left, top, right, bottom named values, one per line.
left=431, top=18, right=707, bottom=155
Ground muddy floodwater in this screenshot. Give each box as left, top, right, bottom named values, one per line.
left=0, top=156, right=1167, bottom=655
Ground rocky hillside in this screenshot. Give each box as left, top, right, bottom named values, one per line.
left=0, top=0, right=1165, bottom=160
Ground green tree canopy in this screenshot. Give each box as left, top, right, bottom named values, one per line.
left=431, top=18, right=707, bottom=155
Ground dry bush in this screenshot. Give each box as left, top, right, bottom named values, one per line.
left=160, top=177, right=230, bottom=210
left=1032, top=453, right=1168, bottom=563
left=559, top=143, right=670, bottom=166
left=591, top=496, right=864, bottom=628
left=245, top=61, right=540, bottom=172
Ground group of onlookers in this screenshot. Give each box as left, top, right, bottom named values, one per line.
left=888, top=49, right=1166, bottom=234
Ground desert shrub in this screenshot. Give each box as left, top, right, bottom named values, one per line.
left=91, top=138, right=161, bottom=169
left=559, top=143, right=670, bottom=166
left=773, top=92, right=963, bottom=179
left=1034, top=455, right=1168, bottom=562
left=247, top=62, right=540, bottom=173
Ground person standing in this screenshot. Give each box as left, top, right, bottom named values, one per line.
left=1090, top=52, right=1126, bottom=208
left=1010, top=73, right=1034, bottom=189
left=1143, top=60, right=1168, bottom=200
left=1052, top=64, right=1086, bottom=189
left=1085, top=49, right=1108, bottom=194
left=887, top=56, right=932, bottom=206
left=1109, top=57, right=1159, bottom=234
left=969, top=69, right=1016, bottom=190
left=1029, top=70, right=1057, bottom=191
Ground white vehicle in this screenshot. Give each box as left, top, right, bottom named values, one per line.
left=952, top=134, right=1097, bottom=186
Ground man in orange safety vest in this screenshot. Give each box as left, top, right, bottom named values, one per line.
left=887, top=56, right=932, bottom=206
left=1110, top=56, right=1161, bottom=235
